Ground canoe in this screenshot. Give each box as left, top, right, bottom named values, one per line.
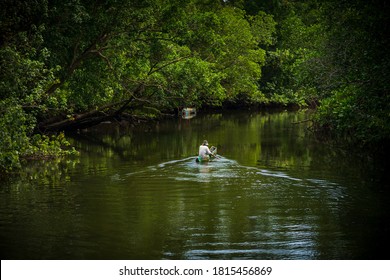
left=196, top=146, right=217, bottom=163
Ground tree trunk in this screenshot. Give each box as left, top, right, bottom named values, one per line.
left=38, top=99, right=131, bottom=132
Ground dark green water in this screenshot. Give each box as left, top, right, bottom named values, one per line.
left=1, top=110, right=389, bottom=259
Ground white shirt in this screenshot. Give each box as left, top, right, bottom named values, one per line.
left=199, top=145, right=212, bottom=158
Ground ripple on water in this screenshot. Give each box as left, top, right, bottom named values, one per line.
left=121, top=156, right=346, bottom=260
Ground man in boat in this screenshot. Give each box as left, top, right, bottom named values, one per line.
left=196, top=140, right=216, bottom=162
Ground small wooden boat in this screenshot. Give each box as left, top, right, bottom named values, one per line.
left=182, top=108, right=196, bottom=119
left=196, top=146, right=218, bottom=163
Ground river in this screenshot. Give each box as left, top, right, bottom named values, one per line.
left=0, top=110, right=389, bottom=259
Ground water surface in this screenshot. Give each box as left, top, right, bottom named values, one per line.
left=1, top=110, right=389, bottom=259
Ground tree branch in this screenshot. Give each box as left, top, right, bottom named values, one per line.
left=147, top=55, right=192, bottom=76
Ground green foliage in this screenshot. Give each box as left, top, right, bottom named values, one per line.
left=259, top=0, right=389, bottom=146
left=259, top=2, right=325, bottom=106
left=5, top=0, right=388, bottom=171
left=25, top=132, right=79, bottom=159
left=158, top=57, right=222, bottom=108
left=0, top=103, right=32, bottom=170
left=209, top=7, right=270, bottom=104
left=315, top=86, right=390, bottom=146
left=311, top=0, right=390, bottom=146
left=248, top=11, right=277, bottom=47
left=1, top=0, right=278, bottom=172
left=51, top=1, right=275, bottom=110
left=0, top=1, right=75, bottom=172
left=0, top=100, right=78, bottom=172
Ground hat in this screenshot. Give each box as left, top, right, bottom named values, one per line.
left=202, top=140, right=209, bottom=146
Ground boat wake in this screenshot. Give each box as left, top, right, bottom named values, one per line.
left=125, top=155, right=310, bottom=184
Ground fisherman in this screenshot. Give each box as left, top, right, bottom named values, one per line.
left=196, top=140, right=214, bottom=162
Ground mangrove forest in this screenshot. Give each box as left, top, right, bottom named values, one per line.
left=1, top=0, right=389, bottom=173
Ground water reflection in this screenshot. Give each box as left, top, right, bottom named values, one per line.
left=122, top=155, right=346, bottom=260
left=0, top=110, right=389, bottom=260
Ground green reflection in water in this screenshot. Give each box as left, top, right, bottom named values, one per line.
left=0, top=110, right=389, bottom=259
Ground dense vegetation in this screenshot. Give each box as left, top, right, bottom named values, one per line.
left=1, top=0, right=389, bottom=173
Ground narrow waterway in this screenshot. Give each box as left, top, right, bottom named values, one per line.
left=0, top=110, right=388, bottom=259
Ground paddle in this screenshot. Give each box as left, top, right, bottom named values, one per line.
left=209, top=145, right=221, bottom=159
left=210, top=147, right=222, bottom=159
left=211, top=153, right=222, bottom=159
